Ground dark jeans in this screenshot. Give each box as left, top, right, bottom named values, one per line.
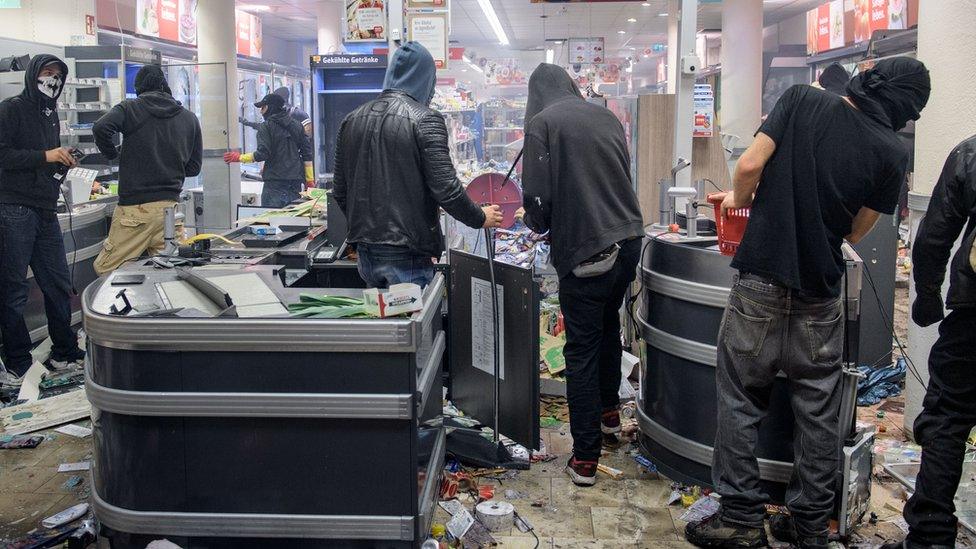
left=356, top=243, right=435, bottom=288
left=0, top=204, right=80, bottom=376
left=713, top=273, right=844, bottom=538
left=261, top=179, right=302, bottom=209
left=559, top=238, right=641, bottom=461
left=904, top=309, right=976, bottom=547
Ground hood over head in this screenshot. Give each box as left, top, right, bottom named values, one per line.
left=846, top=57, right=930, bottom=131
left=818, top=63, right=851, bottom=96
left=273, top=86, right=291, bottom=103
left=524, top=63, right=583, bottom=127
left=23, top=53, right=68, bottom=107
left=135, top=64, right=172, bottom=96
left=383, top=42, right=436, bottom=105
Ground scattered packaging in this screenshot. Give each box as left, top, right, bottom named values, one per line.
left=54, top=424, right=92, bottom=439
left=0, top=435, right=44, bottom=449
left=679, top=495, right=721, bottom=523
left=57, top=461, right=91, bottom=473
left=363, top=284, right=424, bottom=318
left=41, top=502, right=89, bottom=529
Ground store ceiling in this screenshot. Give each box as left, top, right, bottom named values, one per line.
left=240, top=0, right=823, bottom=52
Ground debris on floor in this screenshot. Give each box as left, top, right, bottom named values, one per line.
left=857, top=358, right=908, bottom=406
left=0, top=435, right=44, bottom=449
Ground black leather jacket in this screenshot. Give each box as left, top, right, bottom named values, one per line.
left=913, top=135, right=976, bottom=310
left=333, top=90, right=485, bottom=257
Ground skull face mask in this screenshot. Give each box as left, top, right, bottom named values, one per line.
left=37, top=74, right=62, bottom=99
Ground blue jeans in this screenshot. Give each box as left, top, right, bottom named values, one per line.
left=356, top=243, right=434, bottom=288
left=261, top=180, right=302, bottom=209
left=0, top=204, right=81, bottom=375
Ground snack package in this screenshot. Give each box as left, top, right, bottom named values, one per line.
left=363, top=284, right=424, bottom=318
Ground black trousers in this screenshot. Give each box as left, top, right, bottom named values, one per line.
left=558, top=238, right=641, bottom=461
left=904, top=309, right=976, bottom=547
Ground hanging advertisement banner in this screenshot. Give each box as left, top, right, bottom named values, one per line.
left=807, top=0, right=916, bottom=55
left=135, top=0, right=197, bottom=46
left=346, top=0, right=387, bottom=42
left=235, top=10, right=263, bottom=58
left=407, top=11, right=449, bottom=69
left=567, top=37, right=605, bottom=65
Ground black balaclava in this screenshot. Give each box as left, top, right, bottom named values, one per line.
left=273, top=86, right=291, bottom=104
left=524, top=63, right=583, bottom=127
left=846, top=57, right=930, bottom=131
left=134, top=64, right=172, bottom=96
left=23, top=53, right=69, bottom=109
left=818, top=63, right=851, bottom=96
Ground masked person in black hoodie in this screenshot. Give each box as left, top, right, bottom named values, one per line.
left=91, top=65, right=202, bottom=275
left=0, top=54, right=86, bottom=388
left=517, top=63, right=643, bottom=487
left=240, top=86, right=311, bottom=137
left=224, top=92, right=312, bottom=208
left=685, top=58, right=930, bottom=549
left=333, top=42, right=502, bottom=288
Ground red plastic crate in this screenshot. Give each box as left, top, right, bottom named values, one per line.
left=707, top=193, right=750, bottom=256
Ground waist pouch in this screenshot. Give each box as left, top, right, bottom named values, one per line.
left=572, top=243, right=620, bottom=278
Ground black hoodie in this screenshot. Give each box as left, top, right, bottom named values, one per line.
left=0, top=54, right=70, bottom=210
left=93, top=89, right=203, bottom=206
left=521, top=63, right=644, bottom=278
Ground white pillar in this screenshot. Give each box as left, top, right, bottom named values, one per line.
left=720, top=0, right=763, bottom=149
left=904, top=0, right=976, bottom=436
left=197, top=0, right=241, bottom=231
left=317, top=0, right=345, bottom=54
left=666, top=0, right=678, bottom=94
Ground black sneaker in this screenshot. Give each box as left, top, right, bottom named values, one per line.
left=564, top=456, right=597, bottom=487
left=685, top=514, right=768, bottom=548
left=768, top=513, right=798, bottom=543
left=601, top=407, right=621, bottom=434
left=44, top=348, right=86, bottom=374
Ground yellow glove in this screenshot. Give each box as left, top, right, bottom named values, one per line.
left=305, top=165, right=315, bottom=189
left=239, top=152, right=254, bottom=164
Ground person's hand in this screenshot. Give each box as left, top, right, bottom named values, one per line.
left=515, top=207, right=525, bottom=220
left=912, top=292, right=945, bottom=327
left=720, top=191, right=752, bottom=219
left=482, top=205, right=503, bottom=228
left=223, top=151, right=241, bottom=164
left=305, top=179, right=316, bottom=190
left=45, top=147, right=76, bottom=167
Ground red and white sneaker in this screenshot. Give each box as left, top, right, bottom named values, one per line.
left=565, top=456, right=598, bottom=487
left=601, top=407, right=621, bottom=434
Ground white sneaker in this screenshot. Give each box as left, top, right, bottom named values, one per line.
left=43, top=357, right=84, bottom=374
left=0, top=369, right=23, bottom=388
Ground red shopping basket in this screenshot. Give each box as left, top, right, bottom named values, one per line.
left=707, top=193, right=750, bottom=256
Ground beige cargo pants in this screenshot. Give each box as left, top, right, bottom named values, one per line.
left=93, top=201, right=182, bottom=275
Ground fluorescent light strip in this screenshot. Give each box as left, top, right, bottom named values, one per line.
left=546, top=48, right=554, bottom=64
left=476, top=0, right=510, bottom=46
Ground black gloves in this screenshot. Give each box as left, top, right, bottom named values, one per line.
left=912, top=292, right=945, bottom=327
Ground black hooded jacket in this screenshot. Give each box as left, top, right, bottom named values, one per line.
left=913, top=135, right=976, bottom=310
left=333, top=42, right=485, bottom=257
left=0, top=54, right=69, bottom=210
left=93, top=86, right=203, bottom=206
left=253, top=109, right=312, bottom=182
left=521, top=63, right=643, bottom=278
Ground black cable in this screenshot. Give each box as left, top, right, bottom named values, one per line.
left=701, top=177, right=724, bottom=193
left=59, top=187, right=79, bottom=295
left=513, top=512, right=540, bottom=549
left=860, top=260, right=926, bottom=387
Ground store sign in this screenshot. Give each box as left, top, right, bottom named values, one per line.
left=236, top=10, right=263, bottom=58
left=806, top=0, right=916, bottom=55
left=567, top=37, right=605, bottom=65
left=311, top=54, right=388, bottom=68
left=346, top=0, right=387, bottom=42
left=135, top=0, right=197, bottom=46
left=85, top=14, right=96, bottom=36
left=407, top=12, right=449, bottom=69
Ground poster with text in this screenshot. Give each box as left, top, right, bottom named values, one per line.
left=235, top=10, right=263, bottom=58
left=408, top=12, right=449, bottom=69
left=135, top=0, right=197, bottom=45
left=346, top=0, right=387, bottom=42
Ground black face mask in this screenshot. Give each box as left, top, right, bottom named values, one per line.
left=845, top=57, right=930, bottom=131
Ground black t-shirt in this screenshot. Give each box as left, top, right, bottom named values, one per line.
left=731, top=85, right=908, bottom=297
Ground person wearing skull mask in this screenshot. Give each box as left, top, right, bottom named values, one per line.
left=686, top=57, right=931, bottom=549
left=0, top=54, right=86, bottom=388
left=224, top=92, right=312, bottom=208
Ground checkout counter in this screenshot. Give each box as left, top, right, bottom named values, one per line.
left=84, top=263, right=444, bottom=548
